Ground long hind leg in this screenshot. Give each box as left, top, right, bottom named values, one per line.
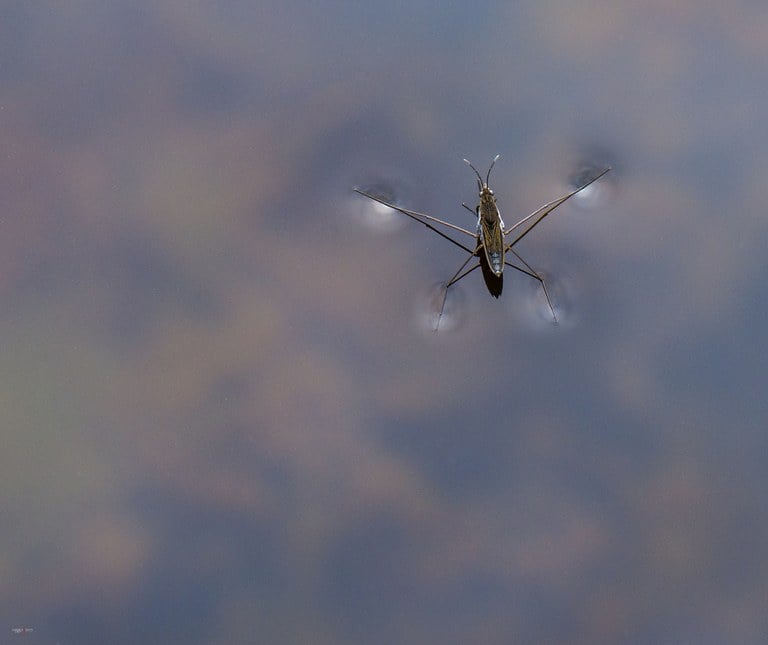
left=434, top=251, right=481, bottom=332
left=504, top=248, right=557, bottom=323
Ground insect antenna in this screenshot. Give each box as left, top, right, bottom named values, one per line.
left=464, top=155, right=501, bottom=188
left=485, top=154, right=500, bottom=185
left=463, top=158, right=484, bottom=190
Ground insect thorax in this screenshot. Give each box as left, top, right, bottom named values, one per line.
left=479, top=191, right=499, bottom=224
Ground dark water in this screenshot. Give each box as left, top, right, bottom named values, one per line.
left=3, top=2, right=768, bottom=643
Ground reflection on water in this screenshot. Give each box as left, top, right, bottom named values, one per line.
left=5, top=2, right=768, bottom=644
left=415, top=281, right=467, bottom=333
left=509, top=271, right=580, bottom=331
left=568, top=162, right=616, bottom=210
left=349, top=184, right=408, bottom=232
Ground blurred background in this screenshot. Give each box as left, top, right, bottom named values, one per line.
left=2, top=1, right=768, bottom=643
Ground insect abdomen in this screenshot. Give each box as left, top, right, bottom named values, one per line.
left=480, top=218, right=504, bottom=276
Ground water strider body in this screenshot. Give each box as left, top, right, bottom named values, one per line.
left=354, top=157, right=610, bottom=331
left=470, top=155, right=506, bottom=276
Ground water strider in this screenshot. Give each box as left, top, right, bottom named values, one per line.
left=354, top=157, right=610, bottom=331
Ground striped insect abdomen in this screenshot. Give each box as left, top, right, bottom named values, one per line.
left=480, top=216, right=504, bottom=276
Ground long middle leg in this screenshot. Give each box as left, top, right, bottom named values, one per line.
left=503, top=168, right=611, bottom=239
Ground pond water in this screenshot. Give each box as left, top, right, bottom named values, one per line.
left=3, top=2, right=768, bottom=643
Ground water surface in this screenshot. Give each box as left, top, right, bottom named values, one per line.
left=2, top=2, right=768, bottom=643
